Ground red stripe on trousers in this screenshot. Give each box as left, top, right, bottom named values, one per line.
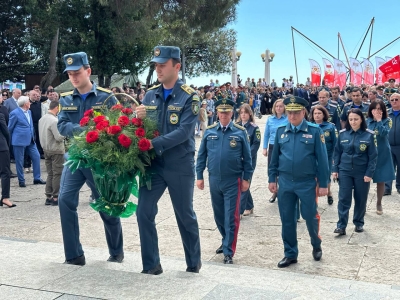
left=315, top=186, right=321, bottom=240
left=231, top=178, right=241, bottom=256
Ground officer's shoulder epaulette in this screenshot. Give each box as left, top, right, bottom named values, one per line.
left=328, top=103, right=337, bottom=108
left=330, top=99, right=338, bottom=104
left=207, top=123, right=218, bottom=129
left=329, top=122, right=336, bottom=127
left=307, top=122, right=319, bottom=128
left=233, top=123, right=245, bottom=130
left=312, top=101, right=319, bottom=105
left=181, top=84, right=195, bottom=95
left=249, top=122, right=258, bottom=127
left=60, top=91, right=73, bottom=97
left=96, top=87, right=112, bottom=93
left=339, top=129, right=346, bottom=133
left=344, top=102, right=352, bottom=107
left=148, top=84, right=161, bottom=91
left=366, top=129, right=374, bottom=134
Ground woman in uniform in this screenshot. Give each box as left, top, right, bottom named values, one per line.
left=366, top=100, right=395, bottom=215
left=309, top=105, right=337, bottom=205
left=263, top=99, right=287, bottom=202
left=332, top=108, right=377, bottom=235
left=236, top=104, right=261, bottom=217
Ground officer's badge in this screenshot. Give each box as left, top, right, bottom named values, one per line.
left=281, top=134, right=284, bottom=138
left=328, top=116, right=332, bottom=122
left=222, top=99, right=226, bottom=104
left=67, top=57, right=73, bottom=65
left=290, top=97, right=296, bottom=103
left=389, top=118, right=393, bottom=129
left=154, top=48, right=161, bottom=56
left=170, top=113, right=179, bottom=124
left=320, top=134, right=325, bottom=143
left=256, top=129, right=261, bottom=140
left=192, top=101, right=199, bottom=115
left=359, top=144, right=367, bottom=151
left=324, top=131, right=330, bottom=137
left=230, top=139, right=237, bottom=147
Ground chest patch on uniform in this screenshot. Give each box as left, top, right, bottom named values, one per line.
left=62, top=106, right=78, bottom=111
left=192, top=101, right=200, bottom=115
left=281, top=134, right=285, bottom=138
left=167, top=105, right=182, bottom=111
left=92, top=105, right=103, bottom=110
left=146, top=106, right=157, bottom=110
left=256, top=129, right=261, bottom=140
left=360, top=144, right=367, bottom=151
left=230, top=139, right=237, bottom=147
left=320, top=134, right=325, bottom=143
left=324, top=131, right=330, bottom=137
left=170, top=113, right=179, bottom=124
left=302, top=134, right=313, bottom=138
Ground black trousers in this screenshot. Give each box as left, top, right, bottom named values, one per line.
left=0, top=150, right=11, bottom=199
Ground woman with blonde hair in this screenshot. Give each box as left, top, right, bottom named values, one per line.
left=236, top=104, right=261, bottom=217
left=263, top=99, right=287, bottom=202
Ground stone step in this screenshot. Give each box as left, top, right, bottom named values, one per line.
left=1, top=237, right=400, bottom=300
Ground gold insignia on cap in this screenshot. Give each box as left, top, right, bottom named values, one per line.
left=222, top=99, right=226, bottom=103
left=154, top=48, right=161, bottom=56
left=67, top=57, right=73, bottom=65
left=360, top=144, right=366, bottom=151
left=290, top=97, right=296, bottom=103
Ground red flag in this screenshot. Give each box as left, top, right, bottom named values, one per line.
left=309, top=59, right=321, bottom=87
left=362, top=58, right=374, bottom=85
left=322, top=58, right=335, bottom=88
left=350, top=58, right=363, bottom=86
left=379, top=55, right=400, bottom=82
left=375, top=57, right=386, bottom=84
left=333, top=59, right=347, bottom=88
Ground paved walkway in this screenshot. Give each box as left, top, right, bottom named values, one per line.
left=1, top=115, right=400, bottom=299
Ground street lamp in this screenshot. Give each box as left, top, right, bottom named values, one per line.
left=231, top=48, right=241, bottom=87
left=261, top=49, right=275, bottom=85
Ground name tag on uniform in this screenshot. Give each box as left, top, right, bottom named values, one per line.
left=92, top=105, right=103, bottom=109
left=341, top=140, right=349, bottom=143
left=229, top=136, right=240, bottom=140
left=207, top=135, right=218, bottom=139
left=167, top=105, right=182, bottom=111
left=146, top=106, right=157, bottom=110
left=61, top=106, right=78, bottom=111
left=302, top=134, right=313, bottom=138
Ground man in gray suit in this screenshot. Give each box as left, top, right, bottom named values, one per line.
left=4, top=89, right=21, bottom=113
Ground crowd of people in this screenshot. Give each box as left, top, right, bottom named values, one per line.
left=0, top=45, right=399, bottom=272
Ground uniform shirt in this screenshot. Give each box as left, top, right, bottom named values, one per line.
left=196, top=122, right=253, bottom=181
left=142, top=79, right=199, bottom=171
left=237, top=121, right=261, bottom=168
left=317, top=121, right=337, bottom=158
left=311, top=101, right=341, bottom=130
left=340, top=102, right=369, bottom=122
left=388, top=108, right=400, bottom=146
left=268, top=119, right=329, bottom=187
left=236, top=92, right=246, bottom=108
left=263, top=115, right=288, bottom=148
left=57, top=82, right=116, bottom=138
left=332, top=128, right=377, bottom=177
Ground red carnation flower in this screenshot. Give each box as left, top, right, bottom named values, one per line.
left=107, top=125, right=122, bottom=135
left=93, top=115, right=106, bottom=124
left=118, top=115, right=130, bottom=127
left=79, top=116, right=90, bottom=127
left=86, top=131, right=99, bottom=143
left=153, top=130, right=160, bottom=137
left=131, top=118, right=143, bottom=127
left=96, top=120, right=110, bottom=131
left=111, top=104, right=124, bottom=111
left=135, top=127, right=146, bottom=138
left=138, top=138, right=151, bottom=151
left=118, top=134, right=132, bottom=148
left=121, top=108, right=133, bottom=115
left=84, top=109, right=94, bottom=117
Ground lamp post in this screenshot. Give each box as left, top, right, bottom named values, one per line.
left=261, top=49, right=275, bottom=85
left=231, top=48, right=242, bottom=87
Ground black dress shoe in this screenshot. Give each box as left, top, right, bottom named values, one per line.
left=355, top=226, right=364, bottom=233
left=383, top=190, right=391, bottom=196
left=45, top=198, right=53, bottom=205
left=0, top=198, right=16, bottom=208
left=107, top=253, right=124, bottom=263
left=277, top=257, right=297, bottom=268
left=224, top=255, right=233, bottom=264
left=269, top=194, right=277, bottom=203
left=334, top=228, right=346, bottom=235
left=10, top=173, right=17, bottom=178
left=216, top=245, right=223, bottom=254
left=64, top=254, right=86, bottom=266
left=141, top=264, right=163, bottom=275
left=19, top=182, right=26, bottom=188
left=327, top=196, right=334, bottom=205
left=51, top=199, right=58, bottom=206
left=312, top=248, right=322, bottom=261
left=186, top=262, right=202, bottom=273
left=33, top=179, right=46, bottom=185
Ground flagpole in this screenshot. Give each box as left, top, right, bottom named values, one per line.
left=355, top=17, right=374, bottom=60
left=368, top=18, right=374, bottom=59
left=369, top=36, right=400, bottom=58
left=291, top=27, right=299, bottom=84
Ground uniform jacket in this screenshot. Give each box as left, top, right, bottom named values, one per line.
left=57, top=82, right=116, bottom=138
left=8, top=108, right=35, bottom=146
left=39, top=112, right=65, bottom=154
left=237, top=121, right=261, bottom=168
left=0, top=105, right=9, bottom=125
left=196, top=122, right=253, bottom=181
left=3, top=97, right=18, bottom=112
left=317, top=121, right=337, bottom=157
left=311, top=101, right=341, bottom=130
left=142, top=79, right=199, bottom=172
left=268, top=119, right=330, bottom=187
left=388, top=109, right=400, bottom=147
left=340, top=102, right=369, bottom=122
left=0, top=112, right=10, bottom=151
left=332, top=128, right=377, bottom=177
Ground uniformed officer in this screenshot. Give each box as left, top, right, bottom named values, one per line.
left=332, top=108, right=377, bottom=235
left=268, top=96, right=329, bottom=268
left=311, top=89, right=341, bottom=131
left=309, top=105, right=338, bottom=205
left=330, top=86, right=345, bottom=114
left=196, top=98, right=253, bottom=264
left=135, top=46, right=201, bottom=275
left=340, top=87, right=369, bottom=128
left=235, top=86, right=246, bottom=119
left=384, top=78, right=398, bottom=100
left=236, top=104, right=261, bottom=217
left=217, top=84, right=230, bottom=101
left=57, top=52, right=123, bottom=266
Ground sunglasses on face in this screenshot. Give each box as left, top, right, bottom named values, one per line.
left=2, top=94, right=7, bottom=97
left=390, top=98, right=399, bottom=102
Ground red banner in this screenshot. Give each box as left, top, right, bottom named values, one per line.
left=375, top=57, right=386, bottom=84
left=322, top=58, right=334, bottom=87
left=379, top=55, right=400, bottom=82
left=362, top=58, right=374, bottom=85
left=333, top=59, right=347, bottom=88
left=309, top=59, right=321, bottom=87
left=350, top=58, right=363, bottom=86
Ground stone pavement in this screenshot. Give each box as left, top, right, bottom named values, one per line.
left=1, top=115, right=400, bottom=299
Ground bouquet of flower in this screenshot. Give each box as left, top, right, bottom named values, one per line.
left=65, top=103, right=158, bottom=218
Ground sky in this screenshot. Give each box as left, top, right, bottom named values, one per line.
left=140, top=0, right=400, bottom=87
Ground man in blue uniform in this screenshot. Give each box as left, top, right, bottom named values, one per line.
left=135, top=46, right=201, bottom=275
left=268, top=96, right=329, bottom=268
left=57, top=52, right=123, bottom=266
left=340, top=87, right=369, bottom=128
left=311, top=89, right=341, bottom=131
left=196, top=98, right=253, bottom=264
